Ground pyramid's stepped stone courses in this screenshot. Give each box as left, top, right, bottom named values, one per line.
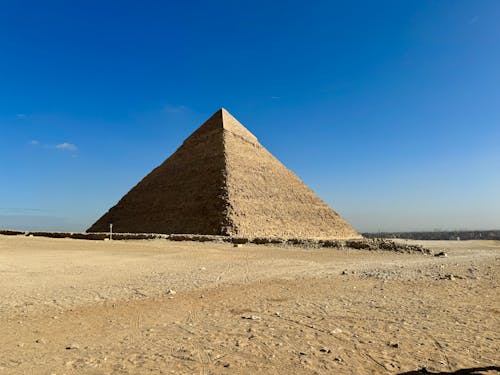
left=88, top=109, right=360, bottom=239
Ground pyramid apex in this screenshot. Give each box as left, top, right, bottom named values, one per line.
left=218, top=107, right=233, bottom=118
left=219, top=108, right=258, bottom=143
left=210, top=107, right=228, bottom=114
left=205, top=107, right=231, bottom=120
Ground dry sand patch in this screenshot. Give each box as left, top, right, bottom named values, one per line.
left=0, top=236, right=498, bottom=374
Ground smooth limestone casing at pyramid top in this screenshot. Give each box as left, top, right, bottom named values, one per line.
left=87, top=109, right=360, bottom=239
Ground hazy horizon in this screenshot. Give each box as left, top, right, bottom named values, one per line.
left=1, top=216, right=499, bottom=234
left=1, top=1, right=499, bottom=233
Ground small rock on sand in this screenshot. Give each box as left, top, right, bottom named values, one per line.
left=441, top=274, right=455, bottom=281
left=242, top=315, right=261, bottom=320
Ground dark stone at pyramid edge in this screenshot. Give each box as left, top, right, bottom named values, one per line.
left=87, top=108, right=360, bottom=239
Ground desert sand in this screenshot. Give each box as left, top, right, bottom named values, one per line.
left=0, top=235, right=498, bottom=374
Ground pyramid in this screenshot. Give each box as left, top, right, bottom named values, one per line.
left=87, top=109, right=360, bottom=239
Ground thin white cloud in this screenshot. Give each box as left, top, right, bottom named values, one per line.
left=27, top=140, right=78, bottom=155
left=16, top=114, right=27, bottom=119
left=56, top=142, right=78, bottom=152
left=271, top=96, right=281, bottom=100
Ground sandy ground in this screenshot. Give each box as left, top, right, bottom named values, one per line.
left=0, top=236, right=498, bottom=374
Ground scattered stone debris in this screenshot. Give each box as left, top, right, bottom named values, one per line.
left=65, top=344, right=79, bottom=350
left=345, top=239, right=431, bottom=254
left=389, top=342, right=399, bottom=348
left=165, top=289, right=177, bottom=295
left=319, top=347, right=332, bottom=353
left=360, top=269, right=402, bottom=280
left=3, top=231, right=432, bottom=255
left=434, top=251, right=448, bottom=257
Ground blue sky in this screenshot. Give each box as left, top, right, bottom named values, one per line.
left=1, top=1, right=499, bottom=232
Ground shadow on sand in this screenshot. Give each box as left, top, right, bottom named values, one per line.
left=399, top=366, right=500, bottom=375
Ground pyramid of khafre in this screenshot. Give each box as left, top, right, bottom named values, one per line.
left=87, top=108, right=360, bottom=239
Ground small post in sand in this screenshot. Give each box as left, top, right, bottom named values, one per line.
left=110, top=223, right=113, bottom=240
